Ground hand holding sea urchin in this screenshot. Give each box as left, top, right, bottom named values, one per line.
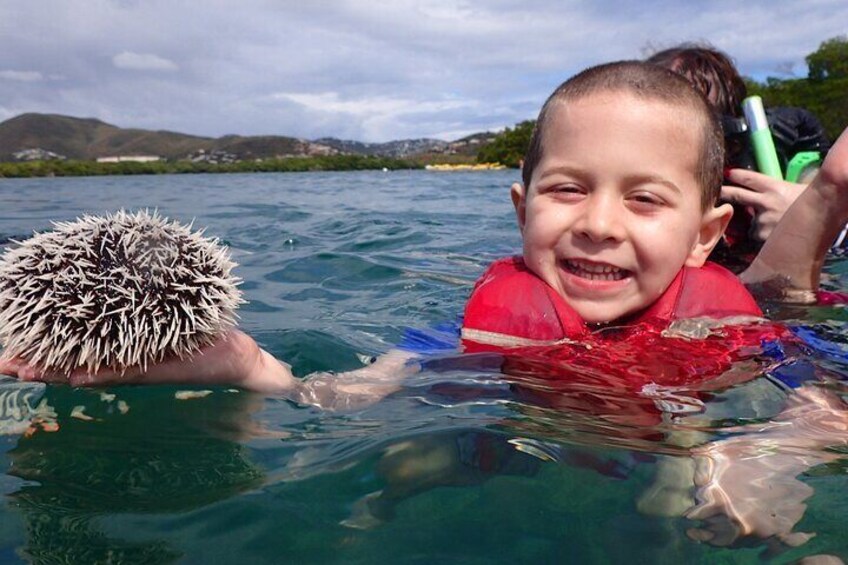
left=0, top=210, right=243, bottom=375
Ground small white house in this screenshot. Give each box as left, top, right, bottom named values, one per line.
left=96, top=155, right=161, bottom=163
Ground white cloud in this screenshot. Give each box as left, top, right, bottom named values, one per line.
left=1, top=1, right=847, bottom=141
left=277, top=92, right=472, bottom=117
left=272, top=91, right=482, bottom=140
left=0, top=70, right=44, bottom=82
left=0, top=106, right=16, bottom=121
left=112, top=51, right=178, bottom=71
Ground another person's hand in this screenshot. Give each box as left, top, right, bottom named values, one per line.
left=0, top=329, right=297, bottom=394
left=721, top=170, right=806, bottom=242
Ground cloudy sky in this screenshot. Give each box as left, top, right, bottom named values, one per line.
left=1, top=1, right=845, bottom=142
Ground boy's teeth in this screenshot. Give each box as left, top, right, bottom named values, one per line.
left=565, top=260, right=628, bottom=281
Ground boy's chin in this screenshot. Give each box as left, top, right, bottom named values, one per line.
left=574, top=311, right=620, bottom=326
left=571, top=302, right=641, bottom=326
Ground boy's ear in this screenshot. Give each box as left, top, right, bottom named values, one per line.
left=511, top=182, right=527, bottom=232
left=685, top=202, right=734, bottom=267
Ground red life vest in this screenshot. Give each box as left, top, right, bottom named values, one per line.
left=462, top=256, right=762, bottom=349
left=460, top=257, right=788, bottom=400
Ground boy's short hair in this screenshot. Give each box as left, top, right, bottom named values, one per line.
left=522, top=61, right=724, bottom=211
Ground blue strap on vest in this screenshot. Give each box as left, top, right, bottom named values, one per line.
left=397, top=320, right=461, bottom=354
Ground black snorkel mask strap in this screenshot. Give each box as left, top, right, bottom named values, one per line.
left=720, top=115, right=748, bottom=137
left=720, top=114, right=757, bottom=171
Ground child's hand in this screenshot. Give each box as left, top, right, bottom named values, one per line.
left=0, top=330, right=297, bottom=394
left=721, top=171, right=806, bottom=242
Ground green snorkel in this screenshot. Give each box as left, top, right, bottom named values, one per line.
left=742, top=95, right=783, bottom=179
left=741, top=95, right=823, bottom=183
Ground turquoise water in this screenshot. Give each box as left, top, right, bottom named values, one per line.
left=0, top=171, right=847, bottom=563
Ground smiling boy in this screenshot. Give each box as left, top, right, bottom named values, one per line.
left=460, top=62, right=766, bottom=356
left=512, top=62, right=732, bottom=325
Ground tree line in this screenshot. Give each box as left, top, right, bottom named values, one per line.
left=478, top=37, right=848, bottom=168
left=0, top=155, right=423, bottom=179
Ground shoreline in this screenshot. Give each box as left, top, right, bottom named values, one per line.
left=0, top=156, right=511, bottom=179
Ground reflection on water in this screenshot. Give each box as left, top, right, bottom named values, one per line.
left=0, top=172, right=847, bottom=563
left=4, top=386, right=265, bottom=563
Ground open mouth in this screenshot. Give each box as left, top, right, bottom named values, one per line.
left=563, top=259, right=631, bottom=281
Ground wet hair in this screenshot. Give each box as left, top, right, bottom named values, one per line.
left=647, top=44, right=749, bottom=168
left=522, top=60, right=724, bottom=211
left=646, top=43, right=747, bottom=118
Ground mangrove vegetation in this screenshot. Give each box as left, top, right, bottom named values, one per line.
left=0, top=155, right=423, bottom=179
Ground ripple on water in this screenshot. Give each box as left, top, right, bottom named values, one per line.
left=240, top=299, right=281, bottom=313
left=336, top=229, right=431, bottom=254
left=256, top=329, right=370, bottom=375
left=207, top=202, right=311, bottom=222
left=264, top=252, right=403, bottom=287
left=283, top=286, right=350, bottom=303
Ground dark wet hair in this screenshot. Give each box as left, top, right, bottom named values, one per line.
left=521, top=61, right=725, bottom=211
left=646, top=43, right=747, bottom=118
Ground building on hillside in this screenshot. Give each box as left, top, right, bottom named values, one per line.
left=96, top=155, right=161, bottom=163
left=13, top=148, right=66, bottom=161
left=186, top=149, right=238, bottom=164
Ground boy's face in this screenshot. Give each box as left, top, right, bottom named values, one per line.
left=513, top=92, right=730, bottom=324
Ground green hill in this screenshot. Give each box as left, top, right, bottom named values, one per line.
left=0, top=113, right=497, bottom=164
left=0, top=114, right=321, bottom=162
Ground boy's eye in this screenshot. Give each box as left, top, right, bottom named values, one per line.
left=629, top=192, right=665, bottom=207
left=549, top=184, right=584, bottom=195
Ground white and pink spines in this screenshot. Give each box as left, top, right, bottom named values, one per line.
left=0, top=210, right=244, bottom=375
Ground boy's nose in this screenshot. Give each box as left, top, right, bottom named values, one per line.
left=575, top=199, right=624, bottom=243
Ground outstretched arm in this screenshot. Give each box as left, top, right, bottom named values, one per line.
left=0, top=329, right=419, bottom=409
left=741, top=126, right=848, bottom=294
left=0, top=330, right=298, bottom=393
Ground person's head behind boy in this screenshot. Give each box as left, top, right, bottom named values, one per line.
left=512, top=61, right=733, bottom=325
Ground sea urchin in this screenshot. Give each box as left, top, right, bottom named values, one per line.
left=0, top=210, right=243, bottom=375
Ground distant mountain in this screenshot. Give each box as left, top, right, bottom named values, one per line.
left=0, top=113, right=212, bottom=160
left=0, top=113, right=495, bottom=162
left=0, top=114, right=336, bottom=162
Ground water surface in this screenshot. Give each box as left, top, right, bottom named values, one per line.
left=1, top=171, right=847, bottom=563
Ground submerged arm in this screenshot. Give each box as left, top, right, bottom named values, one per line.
left=687, top=384, right=848, bottom=546
left=288, top=348, right=420, bottom=410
